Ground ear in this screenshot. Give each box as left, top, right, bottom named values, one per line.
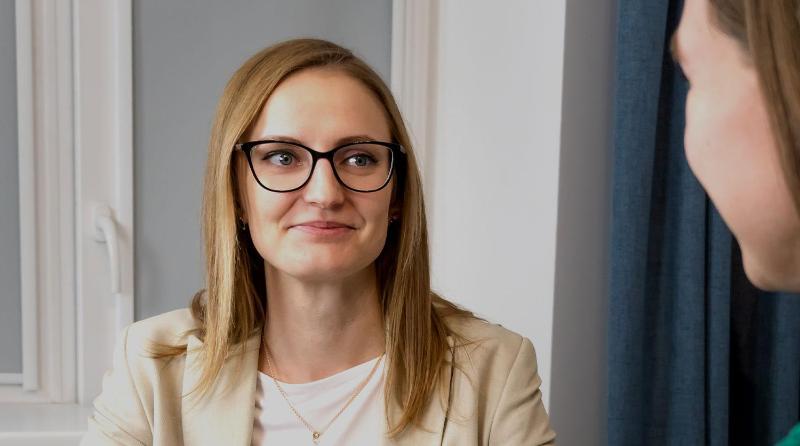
left=388, top=206, right=401, bottom=223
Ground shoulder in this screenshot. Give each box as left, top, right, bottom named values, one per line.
left=117, top=308, right=198, bottom=385
left=120, top=308, right=198, bottom=406
left=443, top=316, right=556, bottom=444
left=125, top=307, right=198, bottom=352
left=446, top=316, right=534, bottom=366
left=83, top=309, right=196, bottom=445
left=445, top=315, right=543, bottom=403
left=118, top=308, right=198, bottom=383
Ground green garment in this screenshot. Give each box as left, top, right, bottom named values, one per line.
left=778, top=423, right=800, bottom=446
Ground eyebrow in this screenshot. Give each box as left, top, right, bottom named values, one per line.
left=256, top=134, right=380, bottom=147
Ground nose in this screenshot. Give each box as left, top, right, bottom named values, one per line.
left=302, top=158, right=345, bottom=208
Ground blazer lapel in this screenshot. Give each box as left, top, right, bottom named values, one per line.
left=181, top=332, right=261, bottom=446
left=178, top=332, right=453, bottom=445
left=381, top=335, right=455, bottom=446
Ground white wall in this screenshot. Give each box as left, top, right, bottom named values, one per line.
left=549, top=0, right=615, bottom=443
left=427, top=0, right=567, bottom=407
left=420, top=1, right=615, bottom=443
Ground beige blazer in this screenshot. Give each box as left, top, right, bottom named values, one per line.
left=80, top=308, right=556, bottom=445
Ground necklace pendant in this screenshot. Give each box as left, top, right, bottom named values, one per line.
left=312, top=431, right=321, bottom=443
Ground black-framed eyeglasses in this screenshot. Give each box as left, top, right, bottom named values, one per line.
left=235, top=139, right=406, bottom=193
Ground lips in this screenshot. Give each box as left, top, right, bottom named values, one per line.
left=288, top=220, right=357, bottom=237
left=292, top=220, right=355, bottom=229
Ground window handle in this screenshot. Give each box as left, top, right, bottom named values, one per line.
left=92, top=204, right=120, bottom=294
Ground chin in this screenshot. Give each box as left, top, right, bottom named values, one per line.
left=740, top=246, right=800, bottom=293
left=282, top=257, right=375, bottom=283
left=290, top=268, right=355, bottom=283
left=280, top=262, right=346, bottom=280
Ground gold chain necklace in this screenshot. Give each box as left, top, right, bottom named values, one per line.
left=263, top=345, right=385, bottom=444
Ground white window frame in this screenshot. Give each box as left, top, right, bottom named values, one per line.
left=73, top=0, right=135, bottom=406
left=1, top=0, right=78, bottom=405
left=1, top=0, right=133, bottom=442
left=390, top=0, right=434, bottom=184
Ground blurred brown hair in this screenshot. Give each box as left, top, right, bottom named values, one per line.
left=709, top=0, right=800, bottom=215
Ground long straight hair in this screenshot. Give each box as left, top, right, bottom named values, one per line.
left=710, top=0, right=800, bottom=215
left=151, top=38, right=474, bottom=436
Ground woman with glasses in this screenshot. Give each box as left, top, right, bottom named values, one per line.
left=81, top=39, right=555, bottom=445
left=672, top=0, right=800, bottom=443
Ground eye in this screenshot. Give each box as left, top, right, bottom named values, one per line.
left=264, top=151, right=296, bottom=166
left=346, top=153, right=376, bottom=167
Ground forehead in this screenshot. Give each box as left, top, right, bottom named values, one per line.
left=248, top=68, right=391, bottom=142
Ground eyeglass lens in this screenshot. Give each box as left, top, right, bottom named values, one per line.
left=249, top=142, right=394, bottom=192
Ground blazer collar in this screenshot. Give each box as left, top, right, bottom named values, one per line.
left=380, top=335, right=455, bottom=446
left=181, top=331, right=261, bottom=446
left=180, top=332, right=454, bottom=446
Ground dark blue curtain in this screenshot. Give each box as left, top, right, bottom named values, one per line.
left=608, top=1, right=800, bottom=445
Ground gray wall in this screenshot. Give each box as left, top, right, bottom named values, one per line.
left=133, top=0, right=393, bottom=320
left=0, top=0, right=22, bottom=374
left=549, top=0, right=616, bottom=443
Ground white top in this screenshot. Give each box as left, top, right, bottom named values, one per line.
left=250, top=356, right=386, bottom=446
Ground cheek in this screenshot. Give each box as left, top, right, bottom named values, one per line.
left=358, top=190, right=393, bottom=239
left=684, top=81, right=756, bottom=208
left=683, top=89, right=704, bottom=175
left=246, top=178, right=289, bottom=222
left=348, top=190, right=394, bottom=266
left=684, top=88, right=725, bottom=198
left=245, top=181, right=294, bottom=254
left=684, top=79, right=799, bottom=273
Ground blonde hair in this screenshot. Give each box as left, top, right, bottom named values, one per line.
left=710, top=0, right=800, bottom=215
left=151, top=38, right=475, bottom=436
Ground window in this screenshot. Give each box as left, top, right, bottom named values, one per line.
left=0, top=0, right=133, bottom=442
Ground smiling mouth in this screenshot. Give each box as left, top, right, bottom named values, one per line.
left=294, top=221, right=355, bottom=229
left=289, top=221, right=356, bottom=237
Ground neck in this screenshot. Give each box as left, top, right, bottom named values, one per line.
left=260, top=264, right=386, bottom=383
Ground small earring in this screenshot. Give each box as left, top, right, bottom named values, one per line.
left=239, top=217, right=248, bottom=231
left=388, top=214, right=399, bottom=224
